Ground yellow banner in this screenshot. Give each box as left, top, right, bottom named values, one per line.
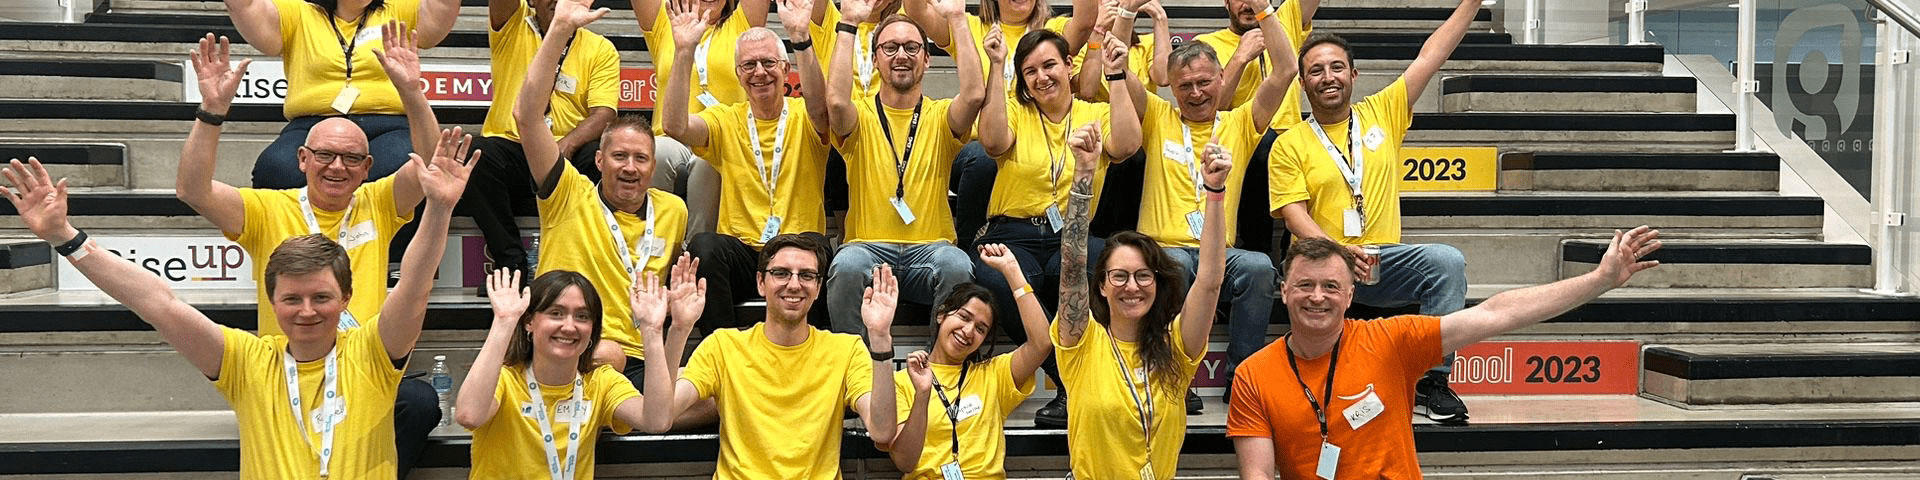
left=1398, top=146, right=1498, bottom=192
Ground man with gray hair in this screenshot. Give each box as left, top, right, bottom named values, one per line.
left=662, top=0, right=835, bottom=331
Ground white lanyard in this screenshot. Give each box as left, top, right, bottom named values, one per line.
left=298, top=187, right=356, bottom=241
left=856, top=34, right=874, bottom=90
left=1179, top=114, right=1221, bottom=203
left=1107, top=336, right=1155, bottom=469
left=282, top=348, right=341, bottom=478
left=1307, top=110, right=1365, bottom=205
left=693, top=31, right=717, bottom=94
left=1041, top=105, right=1074, bottom=193
left=526, top=369, right=587, bottom=480
left=746, top=102, right=791, bottom=198
left=598, top=195, right=656, bottom=274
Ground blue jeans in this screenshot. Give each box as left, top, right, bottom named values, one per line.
left=252, top=114, right=413, bottom=189
left=1353, top=243, right=1468, bottom=376
left=1162, top=247, right=1276, bottom=384
left=824, top=241, right=974, bottom=337
left=971, top=221, right=1104, bottom=396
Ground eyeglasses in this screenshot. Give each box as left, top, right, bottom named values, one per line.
left=877, top=41, right=924, bottom=57
left=301, top=146, right=371, bottom=167
left=1104, top=269, right=1156, bottom=287
left=737, top=58, right=782, bottom=73
left=763, top=268, right=822, bottom=284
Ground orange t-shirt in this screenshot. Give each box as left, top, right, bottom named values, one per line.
left=1225, top=315, right=1442, bottom=479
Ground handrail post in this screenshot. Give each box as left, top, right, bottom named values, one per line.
left=1524, top=0, right=1543, bottom=44
left=1869, top=10, right=1916, bottom=295
left=1626, top=0, right=1648, bottom=45
left=1731, top=0, right=1760, bottom=152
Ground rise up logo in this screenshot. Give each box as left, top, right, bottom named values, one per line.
left=59, top=236, right=256, bottom=290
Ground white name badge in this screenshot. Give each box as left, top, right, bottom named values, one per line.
left=1317, top=442, right=1341, bottom=480
left=1160, top=140, right=1188, bottom=164
left=1342, top=209, right=1362, bottom=238
left=760, top=215, right=783, bottom=243
left=555, top=73, right=579, bottom=94
left=1045, top=205, right=1064, bottom=231
left=952, top=395, right=984, bottom=422
left=1186, top=211, right=1205, bottom=240
left=940, top=462, right=964, bottom=480
left=1363, top=126, right=1385, bottom=151
left=553, top=399, right=592, bottom=424
left=331, top=84, right=360, bottom=114
left=1341, top=388, right=1385, bottom=431
left=642, top=236, right=666, bottom=257
left=891, top=197, right=918, bottom=225
left=697, top=91, right=721, bottom=108
left=353, top=27, right=382, bottom=46
left=312, top=399, right=346, bottom=432
left=337, top=220, right=376, bottom=250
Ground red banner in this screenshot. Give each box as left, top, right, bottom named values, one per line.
left=1446, top=341, right=1641, bottom=395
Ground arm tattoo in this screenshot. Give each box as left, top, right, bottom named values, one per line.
left=1056, top=173, right=1097, bottom=338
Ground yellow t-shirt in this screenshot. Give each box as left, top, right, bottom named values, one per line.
left=466, top=364, right=641, bottom=479
left=536, top=161, right=690, bottom=359
left=272, top=0, right=421, bottom=119
left=643, top=3, right=754, bottom=135
left=692, top=98, right=830, bottom=246
left=1052, top=314, right=1205, bottom=480
left=1190, top=0, right=1308, bottom=129
left=1268, top=77, right=1413, bottom=246
left=891, top=353, right=1036, bottom=480
left=959, top=14, right=1073, bottom=84
left=1071, top=34, right=1154, bottom=102
left=213, top=324, right=402, bottom=479
left=809, top=2, right=891, bottom=96
left=1138, top=95, right=1264, bottom=248
left=232, top=177, right=413, bottom=336
left=681, top=323, right=876, bottom=480
left=836, top=96, right=969, bottom=244
left=481, top=1, right=622, bottom=142
left=985, top=99, right=1114, bottom=219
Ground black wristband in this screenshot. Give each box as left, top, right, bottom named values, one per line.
left=1202, top=182, right=1228, bottom=193
left=790, top=38, right=814, bottom=51
left=195, top=108, right=226, bottom=126
left=870, top=350, right=895, bottom=362
left=1105, top=71, right=1127, bottom=82
left=836, top=22, right=859, bottom=35
left=53, top=229, right=88, bottom=257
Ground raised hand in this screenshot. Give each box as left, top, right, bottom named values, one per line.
left=1200, top=142, right=1232, bottom=191
left=0, top=158, right=76, bottom=244
left=553, top=0, right=612, bottom=31
left=373, top=22, right=421, bottom=92
left=925, top=0, right=963, bottom=20
left=486, top=268, right=531, bottom=325
left=1137, top=0, right=1164, bottom=20
left=977, top=243, right=1023, bottom=279
left=630, top=271, right=670, bottom=332
left=666, top=253, right=707, bottom=331
left=1066, top=122, right=1103, bottom=175
left=904, top=350, right=933, bottom=393
left=1234, top=29, right=1265, bottom=63
left=1595, top=226, right=1662, bottom=287
left=842, top=0, right=876, bottom=26
left=417, top=127, right=481, bottom=207
left=983, top=25, right=1006, bottom=65
left=776, top=0, right=813, bottom=40
left=860, top=264, right=900, bottom=336
left=1101, top=31, right=1128, bottom=74
left=668, top=0, right=711, bottom=49
left=190, top=33, right=252, bottom=114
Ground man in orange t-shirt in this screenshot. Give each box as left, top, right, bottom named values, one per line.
left=1227, top=230, right=1661, bottom=479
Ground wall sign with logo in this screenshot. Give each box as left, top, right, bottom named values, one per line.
left=1447, top=341, right=1641, bottom=395
left=188, top=61, right=804, bottom=110
left=1398, top=146, right=1497, bottom=192
left=57, top=236, right=255, bottom=290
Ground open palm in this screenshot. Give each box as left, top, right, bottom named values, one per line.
left=0, top=158, right=74, bottom=243
left=190, top=34, right=251, bottom=112
left=418, top=128, right=479, bottom=206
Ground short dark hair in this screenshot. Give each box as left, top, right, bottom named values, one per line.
left=263, top=234, right=353, bottom=298
left=599, top=114, right=654, bottom=147
left=1296, top=32, right=1354, bottom=77
left=757, top=233, right=831, bottom=274
left=1011, top=30, right=1072, bottom=105
left=503, top=270, right=605, bottom=374
left=1281, top=236, right=1360, bottom=281
left=869, top=13, right=926, bottom=55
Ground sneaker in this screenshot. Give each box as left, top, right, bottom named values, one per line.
left=1034, top=391, right=1067, bottom=428
left=387, top=263, right=402, bottom=288
left=1414, top=375, right=1469, bottom=424
left=1186, top=388, right=1203, bottom=414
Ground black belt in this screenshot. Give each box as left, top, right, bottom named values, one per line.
left=979, top=215, right=1056, bottom=240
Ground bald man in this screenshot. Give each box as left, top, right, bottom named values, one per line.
left=175, top=31, right=444, bottom=476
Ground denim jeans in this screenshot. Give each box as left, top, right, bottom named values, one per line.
left=1162, top=247, right=1277, bottom=384
left=1353, top=243, right=1468, bottom=376
left=252, top=114, right=412, bottom=189
left=824, top=241, right=974, bottom=337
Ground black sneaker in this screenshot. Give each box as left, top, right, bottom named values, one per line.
left=1186, top=388, right=1203, bottom=414
left=1415, top=375, right=1469, bottom=424
left=1034, top=391, right=1067, bottom=428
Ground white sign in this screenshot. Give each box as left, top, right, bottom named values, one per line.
left=183, top=59, right=493, bottom=106
left=59, top=236, right=256, bottom=290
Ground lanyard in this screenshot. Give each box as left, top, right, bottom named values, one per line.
left=525, top=12, right=577, bottom=116
left=298, top=187, right=357, bottom=241
left=598, top=194, right=656, bottom=274
left=1283, top=335, right=1342, bottom=440
left=746, top=102, right=791, bottom=197
left=324, top=11, right=371, bottom=83
left=856, top=33, right=875, bottom=90
left=928, top=360, right=972, bottom=463
left=692, top=30, right=717, bottom=93
left=1106, top=336, right=1155, bottom=459
left=525, top=369, right=587, bottom=480
left=1040, top=104, right=1075, bottom=195
left=282, top=348, right=341, bottom=477
left=874, top=96, right=923, bottom=199
left=1179, top=114, right=1221, bottom=205
left=1307, top=111, right=1366, bottom=213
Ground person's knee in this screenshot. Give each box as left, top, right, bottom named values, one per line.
left=686, top=232, right=732, bottom=257
left=591, top=339, right=627, bottom=370
left=828, top=247, right=880, bottom=281
left=393, top=378, right=441, bottom=425
left=930, top=246, right=974, bottom=281
left=1422, top=244, right=1468, bottom=281
left=1229, top=251, right=1278, bottom=291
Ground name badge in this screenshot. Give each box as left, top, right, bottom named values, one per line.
left=555, top=73, right=579, bottom=94
left=1317, top=442, right=1341, bottom=480
left=352, top=27, right=382, bottom=47
left=940, top=462, right=964, bottom=480
left=642, top=236, right=666, bottom=257
left=1342, top=208, right=1363, bottom=238
left=1045, top=205, right=1064, bottom=231
left=1186, top=211, right=1205, bottom=240
left=952, top=395, right=984, bottom=422
left=1161, top=140, right=1188, bottom=164
left=760, top=215, right=784, bottom=243
left=697, top=91, right=721, bottom=108
left=1140, top=461, right=1156, bottom=480
left=1363, top=126, right=1385, bottom=151
left=337, top=311, right=360, bottom=331
left=890, top=197, right=917, bottom=225
left=553, top=400, right=592, bottom=424
left=338, top=220, right=377, bottom=250
left=1341, top=387, right=1386, bottom=431
left=331, top=84, right=360, bottom=114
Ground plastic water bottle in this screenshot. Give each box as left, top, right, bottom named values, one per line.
left=430, top=355, right=453, bottom=427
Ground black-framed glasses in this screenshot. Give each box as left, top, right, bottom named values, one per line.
left=877, top=41, right=924, bottom=57
left=300, top=146, right=371, bottom=167
left=763, top=268, right=822, bottom=284
left=1104, top=269, right=1155, bottom=287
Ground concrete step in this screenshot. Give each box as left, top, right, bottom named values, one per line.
left=1400, top=192, right=1822, bottom=230
left=1406, top=228, right=1819, bottom=285
left=0, top=143, right=129, bottom=188
left=0, top=58, right=183, bottom=102
left=0, top=238, right=53, bottom=295
left=1560, top=239, right=1873, bottom=289
left=1440, top=75, right=1697, bottom=113
left=1642, top=343, right=1920, bottom=406
left=1406, top=112, right=1735, bottom=153
left=1498, top=152, right=1781, bottom=192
